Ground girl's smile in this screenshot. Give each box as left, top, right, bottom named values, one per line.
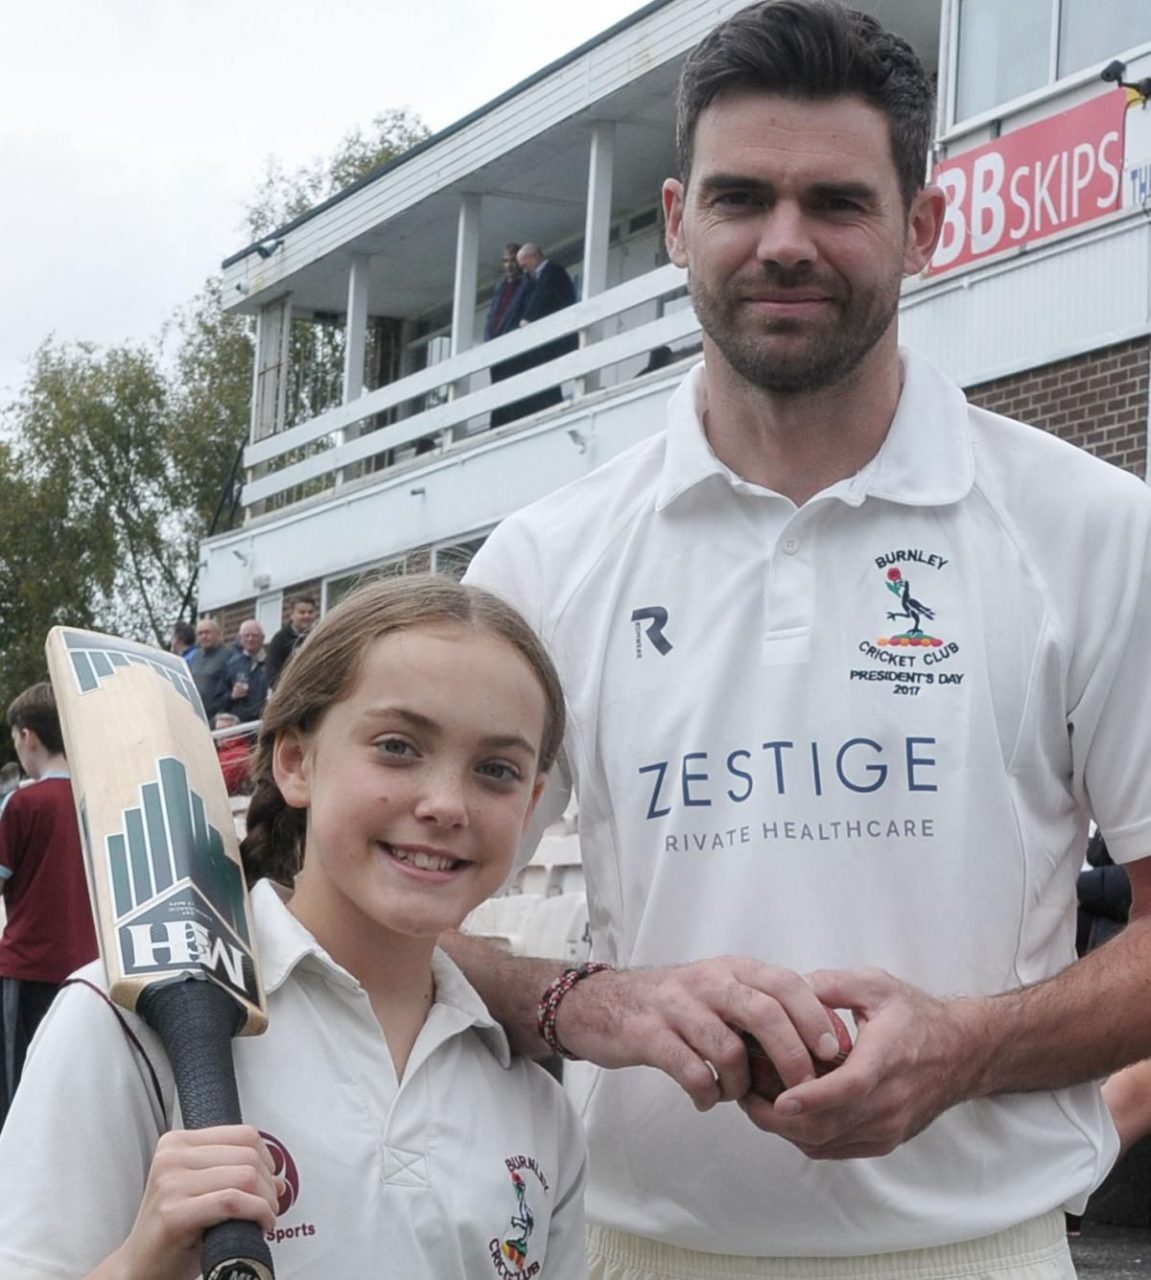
left=380, top=841, right=470, bottom=876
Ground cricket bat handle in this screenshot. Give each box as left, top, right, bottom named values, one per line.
left=138, top=978, right=276, bottom=1280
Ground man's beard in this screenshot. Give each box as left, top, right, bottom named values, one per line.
left=690, top=263, right=901, bottom=395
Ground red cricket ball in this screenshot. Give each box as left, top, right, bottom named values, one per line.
left=742, top=1010, right=853, bottom=1102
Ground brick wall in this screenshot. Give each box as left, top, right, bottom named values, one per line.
left=966, top=338, right=1149, bottom=479
left=213, top=599, right=256, bottom=643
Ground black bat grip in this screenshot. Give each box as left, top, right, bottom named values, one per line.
left=138, top=977, right=276, bottom=1280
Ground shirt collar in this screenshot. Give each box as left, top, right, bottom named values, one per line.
left=250, top=880, right=513, bottom=1067
left=654, top=348, right=975, bottom=512
left=428, top=947, right=513, bottom=1066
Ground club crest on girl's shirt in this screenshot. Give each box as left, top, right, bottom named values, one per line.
left=490, top=1155, right=550, bottom=1277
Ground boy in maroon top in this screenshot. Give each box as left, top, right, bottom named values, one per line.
left=0, top=683, right=98, bottom=1127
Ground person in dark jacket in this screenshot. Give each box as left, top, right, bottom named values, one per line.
left=485, top=244, right=532, bottom=428
left=225, top=619, right=269, bottom=722
left=1076, top=829, right=1131, bottom=956
left=494, top=243, right=578, bottom=423
left=265, top=594, right=317, bottom=688
left=484, top=243, right=529, bottom=342
left=188, top=617, right=231, bottom=720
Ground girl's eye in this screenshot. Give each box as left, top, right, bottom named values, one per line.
left=375, top=736, right=416, bottom=759
left=477, top=760, right=521, bottom=784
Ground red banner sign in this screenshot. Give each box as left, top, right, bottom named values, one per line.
left=929, top=91, right=1128, bottom=276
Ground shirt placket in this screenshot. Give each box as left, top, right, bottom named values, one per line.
left=759, top=501, right=818, bottom=668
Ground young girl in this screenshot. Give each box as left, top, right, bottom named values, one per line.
left=0, top=576, right=588, bottom=1280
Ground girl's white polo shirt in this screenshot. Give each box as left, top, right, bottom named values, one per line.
left=0, top=879, right=588, bottom=1279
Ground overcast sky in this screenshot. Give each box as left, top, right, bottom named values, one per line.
left=0, top=0, right=651, bottom=404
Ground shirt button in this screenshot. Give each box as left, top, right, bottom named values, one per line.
left=781, top=536, right=800, bottom=555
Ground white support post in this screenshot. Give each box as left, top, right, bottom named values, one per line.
left=245, top=295, right=292, bottom=520
left=583, top=122, right=615, bottom=300
left=250, top=296, right=292, bottom=444
left=335, top=254, right=370, bottom=485
left=452, top=194, right=482, bottom=357
left=449, top=193, right=482, bottom=439
left=342, top=253, right=370, bottom=406
left=580, top=121, right=615, bottom=393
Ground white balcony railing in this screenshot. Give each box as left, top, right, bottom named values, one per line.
left=242, top=263, right=695, bottom=510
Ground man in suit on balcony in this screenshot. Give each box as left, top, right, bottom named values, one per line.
left=458, top=1, right=1151, bottom=1277
left=517, top=243, right=577, bottom=328
left=497, top=242, right=578, bottom=421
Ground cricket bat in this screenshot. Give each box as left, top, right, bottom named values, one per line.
left=46, top=626, right=274, bottom=1280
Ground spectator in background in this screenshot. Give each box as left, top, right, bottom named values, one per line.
left=517, top=243, right=577, bottom=328
left=1076, top=830, right=1130, bottom=956
left=212, top=712, right=252, bottom=796
left=189, top=617, right=230, bottom=721
left=0, top=762, right=21, bottom=825
left=169, top=620, right=197, bottom=665
left=486, top=243, right=531, bottom=429
left=498, top=242, right=578, bottom=421
left=1, top=683, right=98, bottom=1127
left=266, top=594, right=317, bottom=688
left=0, top=762, right=20, bottom=800
left=484, top=242, right=528, bottom=342
left=226, top=619, right=269, bottom=723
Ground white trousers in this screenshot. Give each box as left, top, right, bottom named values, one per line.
left=587, top=1210, right=1074, bottom=1280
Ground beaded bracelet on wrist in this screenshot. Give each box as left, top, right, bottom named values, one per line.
left=536, top=962, right=613, bottom=1060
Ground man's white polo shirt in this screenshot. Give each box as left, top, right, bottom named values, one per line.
left=466, top=348, right=1151, bottom=1256
left=0, top=879, right=588, bottom=1279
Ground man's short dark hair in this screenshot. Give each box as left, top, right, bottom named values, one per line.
left=676, top=0, right=935, bottom=207
left=171, top=621, right=196, bottom=649
left=6, top=682, right=65, bottom=757
left=288, top=594, right=317, bottom=610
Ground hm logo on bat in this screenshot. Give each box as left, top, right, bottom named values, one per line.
left=124, top=919, right=249, bottom=989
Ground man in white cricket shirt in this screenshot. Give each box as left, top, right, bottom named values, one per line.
left=454, top=2, right=1151, bottom=1276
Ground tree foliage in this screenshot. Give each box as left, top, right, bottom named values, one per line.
left=4, top=340, right=192, bottom=642
left=0, top=329, right=249, bottom=767
left=244, top=108, right=430, bottom=240
left=0, top=108, right=429, bottom=762
left=0, top=404, right=119, bottom=718
left=165, top=277, right=255, bottom=523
